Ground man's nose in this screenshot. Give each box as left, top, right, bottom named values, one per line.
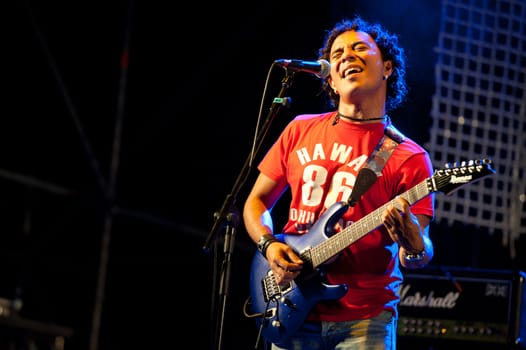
left=341, top=50, right=357, bottom=63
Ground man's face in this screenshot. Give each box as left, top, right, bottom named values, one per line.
left=328, top=30, right=391, bottom=103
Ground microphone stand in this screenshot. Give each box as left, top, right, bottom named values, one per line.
left=203, top=71, right=295, bottom=350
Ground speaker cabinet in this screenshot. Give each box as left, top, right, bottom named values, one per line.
left=398, top=266, right=525, bottom=349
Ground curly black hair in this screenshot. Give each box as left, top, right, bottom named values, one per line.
left=318, top=16, right=408, bottom=112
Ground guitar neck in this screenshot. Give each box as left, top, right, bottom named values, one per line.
left=310, top=179, right=432, bottom=268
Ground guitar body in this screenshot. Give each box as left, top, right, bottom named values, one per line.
left=248, top=201, right=350, bottom=346
left=247, top=159, right=495, bottom=346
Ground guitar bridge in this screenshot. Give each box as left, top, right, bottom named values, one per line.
left=262, top=273, right=281, bottom=303
left=262, top=272, right=292, bottom=303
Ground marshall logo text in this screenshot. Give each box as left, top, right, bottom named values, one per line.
left=399, top=284, right=460, bottom=309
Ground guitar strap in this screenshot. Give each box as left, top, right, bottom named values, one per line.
left=348, top=120, right=405, bottom=206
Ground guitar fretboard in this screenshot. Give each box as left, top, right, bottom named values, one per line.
left=309, top=179, right=432, bottom=267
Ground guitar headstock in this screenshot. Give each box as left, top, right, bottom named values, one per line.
left=432, top=158, right=496, bottom=195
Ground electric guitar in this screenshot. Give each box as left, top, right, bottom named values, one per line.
left=247, top=159, right=495, bottom=346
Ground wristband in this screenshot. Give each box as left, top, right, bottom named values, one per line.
left=257, top=234, right=279, bottom=257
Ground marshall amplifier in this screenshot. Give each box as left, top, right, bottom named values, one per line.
left=398, top=266, right=526, bottom=348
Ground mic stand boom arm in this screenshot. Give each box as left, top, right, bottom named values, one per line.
left=202, top=71, right=295, bottom=350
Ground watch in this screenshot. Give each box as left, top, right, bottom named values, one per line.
left=403, top=249, right=425, bottom=262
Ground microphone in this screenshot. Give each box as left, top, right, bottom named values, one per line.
left=275, top=59, right=330, bottom=79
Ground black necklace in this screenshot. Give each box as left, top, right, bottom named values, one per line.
left=332, top=112, right=388, bottom=125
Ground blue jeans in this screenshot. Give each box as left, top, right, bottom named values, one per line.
left=270, top=311, right=396, bottom=350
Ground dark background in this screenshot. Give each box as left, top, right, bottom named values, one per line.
left=2, top=1, right=524, bottom=349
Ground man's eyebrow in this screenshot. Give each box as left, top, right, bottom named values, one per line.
left=334, top=40, right=370, bottom=48
left=331, top=40, right=370, bottom=53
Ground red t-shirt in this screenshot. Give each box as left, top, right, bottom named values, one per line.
left=258, top=111, right=435, bottom=321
